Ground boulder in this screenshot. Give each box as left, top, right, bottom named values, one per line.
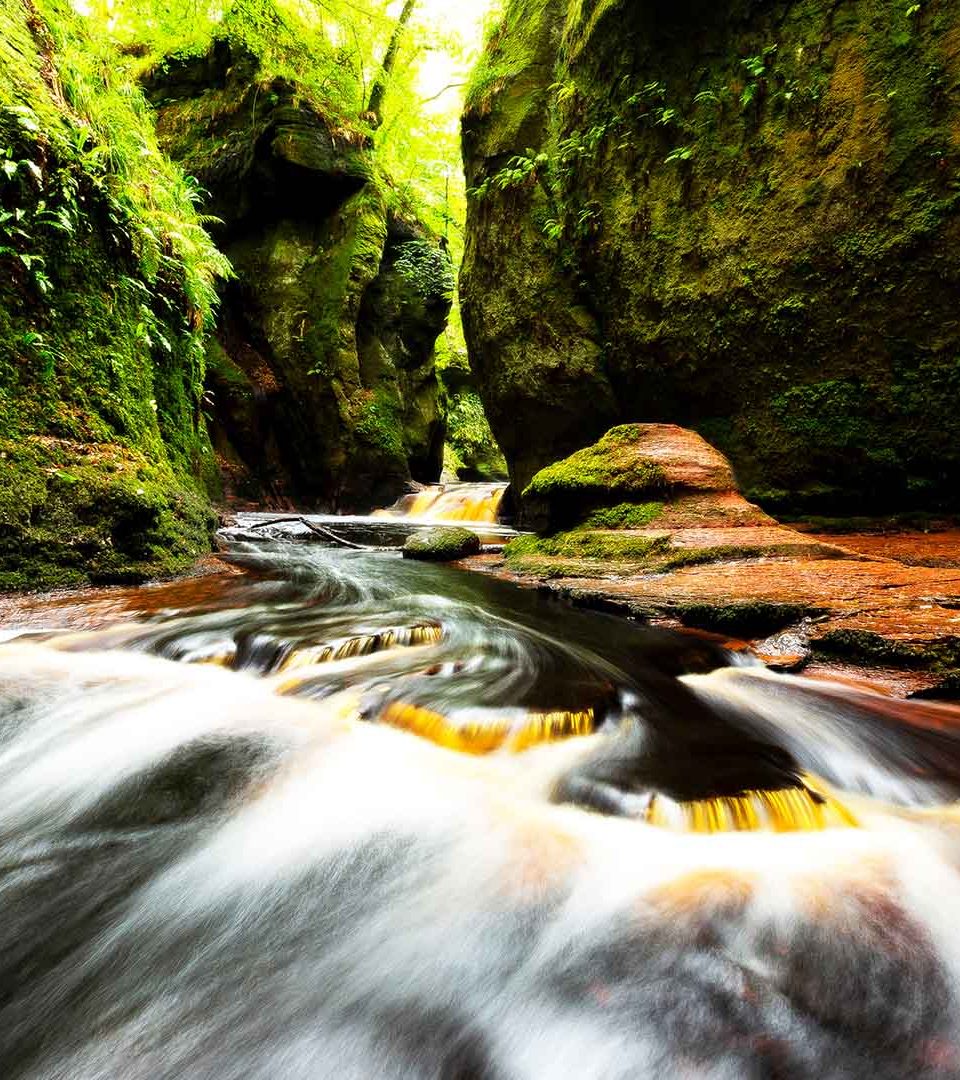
left=520, top=423, right=765, bottom=533
left=402, top=527, right=482, bottom=562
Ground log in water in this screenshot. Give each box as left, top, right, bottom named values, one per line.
left=2, top=534, right=960, bottom=1077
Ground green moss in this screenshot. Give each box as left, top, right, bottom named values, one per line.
left=0, top=437, right=214, bottom=589
left=523, top=425, right=668, bottom=501
left=505, top=530, right=669, bottom=562
left=815, top=629, right=960, bottom=673
left=583, top=501, right=664, bottom=528
left=674, top=601, right=815, bottom=638
left=352, top=388, right=405, bottom=460
left=465, top=0, right=556, bottom=122
left=402, top=526, right=482, bottom=562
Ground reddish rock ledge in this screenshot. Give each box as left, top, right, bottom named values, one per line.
left=461, top=425, right=960, bottom=699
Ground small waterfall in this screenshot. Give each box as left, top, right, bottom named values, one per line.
left=374, top=481, right=509, bottom=524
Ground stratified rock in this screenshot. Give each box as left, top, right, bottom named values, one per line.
left=147, top=39, right=452, bottom=512
left=520, top=423, right=750, bottom=532
left=462, top=0, right=960, bottom=512
left=503, top=423, right=848, bottom=578
left=402, top=527, right=482, bottom=562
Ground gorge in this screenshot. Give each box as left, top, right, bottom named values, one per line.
left=2, top=0, right=960, bottom=1076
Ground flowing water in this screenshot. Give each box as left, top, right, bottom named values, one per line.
left=374, top=482, right=510, bottom=525
left=3, top=499, right=960, bottom=1078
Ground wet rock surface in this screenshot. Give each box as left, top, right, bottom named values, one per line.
left=471, top=544, right=960, bottom=697
left=466, top=426, right=960, bottom=695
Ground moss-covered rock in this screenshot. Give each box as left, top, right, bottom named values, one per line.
left=500, top=423, right=823, bottom=577
left=462, top=0, right=960, bottom=511
left=0, top=437, right=215, bottom=590
left=0, top=0, right=225, bottom=588
left=522, top=425, right=669, bottom=530
left=149, top=37, right=453, bottom=511
left=519, top=423, right=740, bottom=531
left=402, top=526, right=482, bottom=562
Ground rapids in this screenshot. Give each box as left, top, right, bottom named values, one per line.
left=2, top=528, right=960, bottom=1077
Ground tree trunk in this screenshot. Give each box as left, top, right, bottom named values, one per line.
left=366, top=0, right=417, bottom=128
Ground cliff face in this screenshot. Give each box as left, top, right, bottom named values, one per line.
left=148, top=41, right=453, bottom=511
left=0, top=0, right=224, bottom=588
left=461, top=0, right=960, bottom=511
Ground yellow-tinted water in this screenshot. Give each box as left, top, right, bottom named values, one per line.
left=375, top=482, right=507, bottom=524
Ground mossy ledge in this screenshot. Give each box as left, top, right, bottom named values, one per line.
left=0, top=438, right=216, bottom=590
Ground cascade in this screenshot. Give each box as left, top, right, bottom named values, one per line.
left=375, top=481, right=509, bottom=524
left=0, top=531, right=959, bottom=1076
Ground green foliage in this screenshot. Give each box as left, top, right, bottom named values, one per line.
left=441, top=388, right=507, bottom=479
left=34, top=3, right=230, bottom=322
left=0, top=0, right=225, bottom=586
left=109, top=0, right=385, bottom=122
left=393, top=240, right=455, bottom=301
left=0, top=0, right=231, bottom=418
left=665, top=145, right=694, bottom=164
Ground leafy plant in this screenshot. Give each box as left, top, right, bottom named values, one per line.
left=665, top=145, right=694, bottom=164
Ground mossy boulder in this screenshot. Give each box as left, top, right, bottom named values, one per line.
left=150, top=38, right=453, bottom=511
left=462, top=0, right=960, bottom=512
left=402, top=527, right=482, bottom=562
left=504, top=423, right=806, bottom=577
left=520, top=423, right=738, bottom=531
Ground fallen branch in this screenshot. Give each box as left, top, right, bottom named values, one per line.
left=245, top=516, right=386, bottom=552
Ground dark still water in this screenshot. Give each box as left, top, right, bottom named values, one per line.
left=2, top=531, right=960, bottom=1078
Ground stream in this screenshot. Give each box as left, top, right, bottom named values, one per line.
left=1, top=487, right=960, bottom=1077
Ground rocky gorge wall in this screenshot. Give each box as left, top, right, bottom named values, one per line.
left=461, top=0, right=960, bottom=512
left=147, top=37, right=454, bottom=511
left=0, top=0, right=225, bottom=588
left=0, top=0, right=457, bottom=590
